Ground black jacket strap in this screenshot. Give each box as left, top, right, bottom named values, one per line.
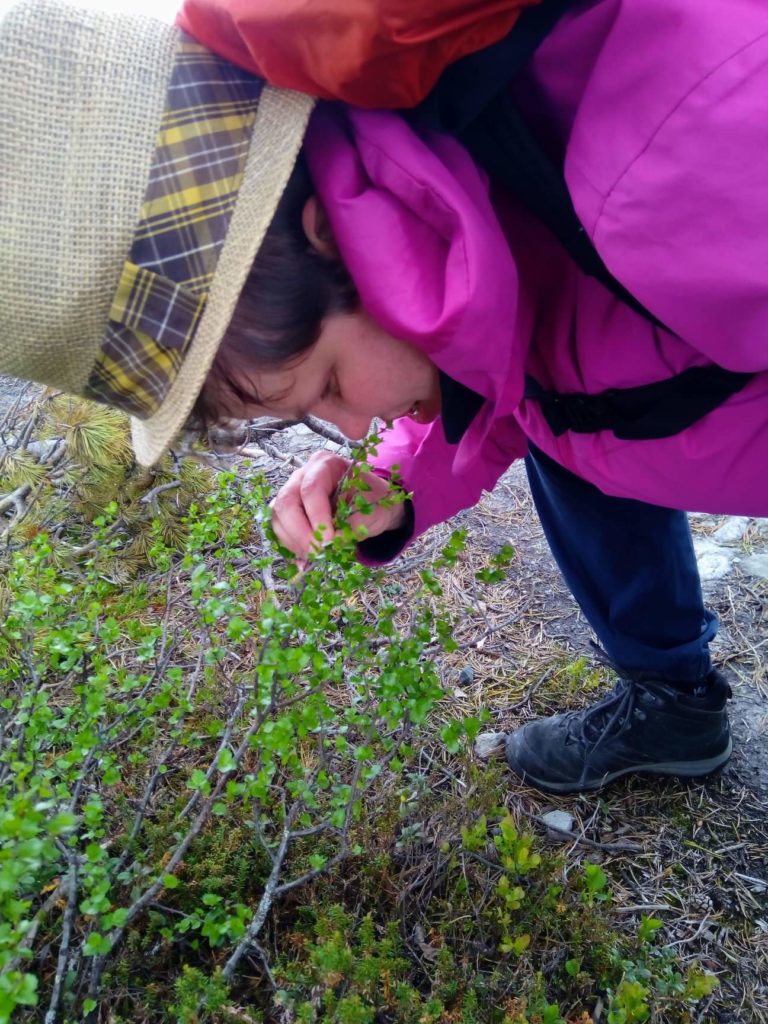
left=407, top=2, right=668, bottom=331
left=525, top=366, right=755, bottom=440
left=408, top=0, right=754, bottom=442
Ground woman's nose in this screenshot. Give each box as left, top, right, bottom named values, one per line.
left=330, top=410, right=372, bottom=441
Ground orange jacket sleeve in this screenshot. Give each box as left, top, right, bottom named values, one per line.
left=176, top=0, right=539, bottom=108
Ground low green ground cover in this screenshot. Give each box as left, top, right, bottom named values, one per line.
left=0, top=400, right=724, bottom=1022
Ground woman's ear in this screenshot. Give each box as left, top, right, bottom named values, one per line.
left=301, top=195, right=340, bottom=259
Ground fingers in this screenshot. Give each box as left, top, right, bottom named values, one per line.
left=344, top=473, right=406, bottom=539
left=270, top=451, right=349, bottom=561
left=270, top=450, right=406, bottom=562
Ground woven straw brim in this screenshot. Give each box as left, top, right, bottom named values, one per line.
left=0, top=0, right=178, bottom=398
left=131, top=86, right=315, bottom=467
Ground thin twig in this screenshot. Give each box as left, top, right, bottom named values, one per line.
left=139, top=480, right=181, bottom=507
left=44, top=846, right=78, bottom=1024
left=222, top=817, right=295, bottom=979
left=526, top=813, right=644, bottom=854
left=57, top=517, right=126, bottom=559
left=302, top=416, right=350, bottom=447
left=243, top=439, right=303, bottom=469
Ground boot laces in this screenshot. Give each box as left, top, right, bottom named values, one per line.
left=566, top=679, right=641, bottom=752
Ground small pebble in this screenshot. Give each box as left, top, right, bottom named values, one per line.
left=458, top=665, right=475, bottom=686
left=541, top=809, right=575, bottom=839
left=474, top=731, right=507, bottom=760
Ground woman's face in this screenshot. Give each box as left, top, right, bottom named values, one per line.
left=225, top=309, right=442, bottom=440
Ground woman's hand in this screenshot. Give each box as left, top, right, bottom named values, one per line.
left=270, top=450, right=405, bottom=564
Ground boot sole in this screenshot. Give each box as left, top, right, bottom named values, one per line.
left=507, top=737, right=733, bottom=795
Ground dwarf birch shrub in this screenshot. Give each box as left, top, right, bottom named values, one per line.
left=0, top=406, right=722, bottom=1024
left=0, top=437, right=463, bottom=1023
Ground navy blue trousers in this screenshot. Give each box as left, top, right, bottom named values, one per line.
left=525, top=445, right=718, bottom=683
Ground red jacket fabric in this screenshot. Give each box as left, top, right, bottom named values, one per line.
left=176, top=0, right=538, bottom=108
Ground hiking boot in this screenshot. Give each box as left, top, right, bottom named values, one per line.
left=504, top=670, right=732, bottom=794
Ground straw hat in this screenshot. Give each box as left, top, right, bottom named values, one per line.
left=0, top=0, right=314, bottom=465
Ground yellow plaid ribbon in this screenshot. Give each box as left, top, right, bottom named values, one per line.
left=85, top=37, right=264, bottom=417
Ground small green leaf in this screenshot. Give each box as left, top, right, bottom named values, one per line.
left=216, top=748, right=237, bottom=773
left=637, top=915, right=663, bottom=943
left=187, top=769, right=208, bottom=792
left=440, top=720, right=462, bottom=754
left=83, top=932, right=112, bottom=956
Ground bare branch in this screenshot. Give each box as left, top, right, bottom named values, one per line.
left=242, top=439, right=303, bottom=470
left=44, top=846, right=78, bottom=1024
left=302, top=416, right=350, bottom=448
left=0, top=483, right=31, bottom=517
left=221, top=817, right=295, bottom=980
left=57, top=517, right=126, bottom=559
left=139, top=480, right=181, bottom=507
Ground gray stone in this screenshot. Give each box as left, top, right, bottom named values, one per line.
left=473, top=731, right=507, bottom=760
left=693, top=538, right=736, bottom=581
left=739, top=554, right=768, bottom=580
left=712, top=516, right=750, bottom=543
left=541, top=810, right=575, bottom=837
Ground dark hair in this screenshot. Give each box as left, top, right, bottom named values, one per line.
left=192, top=152, right=357, bottom=427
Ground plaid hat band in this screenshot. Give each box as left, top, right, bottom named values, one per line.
left=85, top=35, right=265, bottom=419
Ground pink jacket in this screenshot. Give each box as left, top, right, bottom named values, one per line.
left=189, top=0, right=768, bottom=541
